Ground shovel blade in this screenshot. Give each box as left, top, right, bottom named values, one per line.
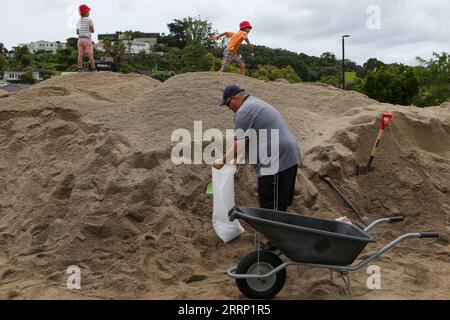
left=204, top=181, right=213, bottom=196
left=356, top=165, right=376, bottom=176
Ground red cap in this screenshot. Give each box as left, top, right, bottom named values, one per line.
left=240, top=21, right=253, bottom=30
left=79, top=4, right=91, bottom=15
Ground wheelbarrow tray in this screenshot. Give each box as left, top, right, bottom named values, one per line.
left=229, top=207, right=376, bottom=266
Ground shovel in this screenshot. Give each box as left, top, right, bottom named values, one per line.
left=356, top=113, right=393, bottom=176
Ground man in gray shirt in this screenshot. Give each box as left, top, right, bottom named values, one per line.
left=213, top=85, right=303, bottom=213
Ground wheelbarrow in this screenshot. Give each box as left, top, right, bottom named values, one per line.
left=227, top=207, right=439, bottom=300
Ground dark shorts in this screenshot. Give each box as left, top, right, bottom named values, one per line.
left=258, top=165, right=299, bottom=212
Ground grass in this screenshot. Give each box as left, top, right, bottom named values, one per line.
left=345, top=72, right=356, bottom=82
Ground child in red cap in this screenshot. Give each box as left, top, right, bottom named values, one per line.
left=211, top=21, right=254, bottom=75
left=76, top=4, right=96, bottom=72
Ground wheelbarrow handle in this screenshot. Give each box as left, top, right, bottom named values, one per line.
left=351, top=232, right=438, bottom=271
left=420, top=232, right=439, bottom=239
left=388, top=216, right=405, bottom=223
left=364, top=215, right=405, bottom=232
left=381, top=113, right=393, bottom=130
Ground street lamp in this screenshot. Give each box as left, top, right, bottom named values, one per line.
left=342, top=35, right=351, bottom=90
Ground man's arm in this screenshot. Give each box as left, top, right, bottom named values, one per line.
left=77, top=29, right=80, bottom=36
left=213, top=139, right=246, bottom=169
left=90, top=20, right=95, bottom=33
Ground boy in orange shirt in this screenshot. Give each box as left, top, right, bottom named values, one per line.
left=211, top=21, right=254, bottom=75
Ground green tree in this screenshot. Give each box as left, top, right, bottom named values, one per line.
left=234, top=46, right=312, bottom=81
left=0, top=43, right=7, bottom=71
left=102, top=38, right=113, bottom=55
left=252, top=65, right=302, bottom=83
left=38, top=69, right=55, bottom=80
left=113, top=40, right=126, bottom=62
left=320, top=75, right=340, bottom=87
left=414, top=52, right=450, bottom=107
left=66, top=37, right=78, bottom=50
left=13, top=45, right=32, bottom=68
left=19, top=71, right=35, bottom=84
left=0, top=55, right=6, bottom=72
left=160, top=17, right=214, bottom=48
left=151, top=70, right=176, bottom=81
left=357, top=58, right=386, bottom=78
left=360, top=66, right=419, bottom=105
left=182, top=43, right=213, bottom=72
left=184, top=17, right=214, bottom=46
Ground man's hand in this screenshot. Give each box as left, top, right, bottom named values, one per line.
left=210, top=35, right=219, bottom=41
left=213, top=159, right=225, bottom=170
left=248, top=44, right=254, bottom=51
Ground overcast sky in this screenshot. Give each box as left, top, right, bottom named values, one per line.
left=0, top=0, right=449, bottom=65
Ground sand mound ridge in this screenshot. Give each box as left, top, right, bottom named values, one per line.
left=0, top=72, right=449, bottom=300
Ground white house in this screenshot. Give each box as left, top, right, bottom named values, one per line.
left=134, top=37, right=158, bottom=47
left=96, top=32, right=159, bottom=55
left=128, top=41, right=152, bottom=54
left=96, top=39, right=153, bottom=55
left=18, top=41, right=66, bottom=53
left=3, top=71, right=43, bottom=83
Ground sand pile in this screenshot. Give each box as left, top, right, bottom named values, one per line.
left=0, top=72, right=448, bottom=300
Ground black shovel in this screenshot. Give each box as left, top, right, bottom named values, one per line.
left=356, top=113, right=393, bottom=176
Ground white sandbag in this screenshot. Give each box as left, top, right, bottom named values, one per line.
left=212, top=165, right=245, bottom=243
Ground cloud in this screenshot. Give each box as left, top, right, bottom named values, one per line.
left=0, top=0, right=448, bottom=64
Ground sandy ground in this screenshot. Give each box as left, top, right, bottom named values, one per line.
left=0, top=72, right=449, bottom=300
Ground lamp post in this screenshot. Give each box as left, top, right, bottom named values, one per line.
left=342, top=35, right=351, bottom=90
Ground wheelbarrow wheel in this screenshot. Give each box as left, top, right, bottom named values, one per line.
left=236, top=251, right=286, bottom=300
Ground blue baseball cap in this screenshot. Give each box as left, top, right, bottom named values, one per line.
left=219, top=84, right=245, bottom=107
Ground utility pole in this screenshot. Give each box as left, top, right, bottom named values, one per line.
left=342, top=35, right=350, bottom=90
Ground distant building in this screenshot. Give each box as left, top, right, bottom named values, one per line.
left=3, top=71, right=43, bottom=83
left=97, top=33, right=120, bottom=42
left=18, top=41, right=66, bottom=53
left=95, top=41, right=106, bottom=52
left=99, top=56, right=115, bottom=63
left=98, top=32, right=159, bottom=42
left=97, top=32, right=159, bottom=54
left=133, top=37, right=158, bottom=47
left=127, top=40, right=153, bottom=54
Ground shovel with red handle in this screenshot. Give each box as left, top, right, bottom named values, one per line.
left=356, top=113, right=393, bottom=176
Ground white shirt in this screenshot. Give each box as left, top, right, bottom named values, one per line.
left=77, top=17, right=94, bottom=39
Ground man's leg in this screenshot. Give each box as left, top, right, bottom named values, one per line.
left=258, top=166, right=298, bottom=252
left=258, top=174, right=275, bottom=210
left=276, top=165, right=299, bottom=212
left=258, top=174, right=276, bottom=251
left=258, top=165, right=299, bottom=212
